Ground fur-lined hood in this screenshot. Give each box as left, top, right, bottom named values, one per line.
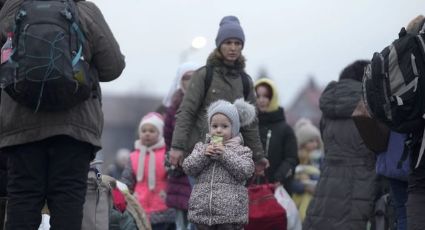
left=206, top=48, right=246, bottom=70
left=406, top=15, right=425, bottom=34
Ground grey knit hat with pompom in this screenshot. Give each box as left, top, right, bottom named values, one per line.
left=207, top=98, right=256, bottom=137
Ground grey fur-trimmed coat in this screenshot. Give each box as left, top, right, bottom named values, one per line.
left=183, top=136, right=255, bottom=226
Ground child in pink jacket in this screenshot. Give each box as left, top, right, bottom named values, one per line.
left=121, top=112, right=175, bottom=229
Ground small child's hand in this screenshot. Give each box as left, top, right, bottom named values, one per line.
left=213, top=144, right=225, bottom=156
left=206, top=144, right=215, bottom=156
left=205, top=143, right=224, bottom=158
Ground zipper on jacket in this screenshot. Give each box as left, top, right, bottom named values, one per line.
left=265, top=129, right=272, bottom=158
left=208, top=162, right=217, bottom=225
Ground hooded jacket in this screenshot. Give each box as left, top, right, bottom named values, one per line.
left=255, top=78, right=298, bottom=194
left=183, top=136, right=254, bottom=225
left=171, top=50, right=264, bottom=161
left=0, top=0, right=125, bottom=152
left=303, top=79, right=377, bottom=230
left=164, top=62, right=200, bottom=150
left=121, top=141, right=176, bottom=225
left=162, top=62, right=201, bottom=109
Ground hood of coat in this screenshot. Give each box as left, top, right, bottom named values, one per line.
left=258, top=107, right=286, bottom=125
left=206, top=48, right=246, bottom=70
left=254, top=78, right=280, bottom=112
left=162, top=62, right=200, bottom=107
left=319, top=79, right=362, bottom=119
left=176, top=62, right=201, bottom=90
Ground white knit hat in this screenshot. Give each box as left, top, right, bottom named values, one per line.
left=294, top=118, right=322, bottom=148
left=207, top=98, right=256, bottom=137
left=138, top=112, right=164, bottom=137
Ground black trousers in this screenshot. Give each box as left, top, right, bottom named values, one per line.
left=0, top=153, right=7, bottom=197
left=407, top=138, right=425, bottom=230
left=4, top=135, right=92, bottom=230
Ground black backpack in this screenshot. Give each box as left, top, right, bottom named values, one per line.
left=1, top=0, right=92, bottom=112
left=204, top=65, right=251, bottom=100
left=363, top=23, right=425, bottom=133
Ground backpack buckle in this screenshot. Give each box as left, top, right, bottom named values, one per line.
left=60, top=9, right=72, bottom=20
left=15, top=10, right=27, bottom=21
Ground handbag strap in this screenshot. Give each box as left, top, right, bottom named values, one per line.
left=248, top=175, right=269, bottom=186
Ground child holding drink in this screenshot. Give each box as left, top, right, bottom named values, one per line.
left=182, top=99, right=256, bottom=230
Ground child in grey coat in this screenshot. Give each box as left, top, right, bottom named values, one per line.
left=182, top=98, right=256, bottom=230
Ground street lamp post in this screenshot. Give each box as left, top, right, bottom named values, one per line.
left=179, top=36, right=207, bottom=63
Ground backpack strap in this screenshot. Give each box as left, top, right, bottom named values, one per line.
left=240, top=71, right=251, bottom=100
left=204, top=65, right=251, bottom=101
left=398, top=136, right=412, bottom=169
left=61, top=0, right=85, bottom=66
left=204, top=65, right=214, bottom=99
left=415, top=117, right=425, bottom=168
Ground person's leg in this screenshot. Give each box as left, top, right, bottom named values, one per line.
left=0, top=197, right=6, bottom=229
left=175, top=209, right=185, bottom=230
left=5, top=142, right=48, bottom=230
left=407, top=148, right=425, bottom=230
left=388, top=178, right=408, bottom=230
left=0, top=153, right=8, bottom=197
left=45, top=136, right=92, bottom=230
left=298, top=193, right=312, bottom=221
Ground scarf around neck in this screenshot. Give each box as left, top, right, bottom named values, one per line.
left=134, top=137, right=165, bottom=190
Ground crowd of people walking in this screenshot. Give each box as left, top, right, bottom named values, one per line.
left=0, top=0, right=425, bottom=229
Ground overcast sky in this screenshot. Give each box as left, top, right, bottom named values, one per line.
left=92, top=0, right=424, bottom=106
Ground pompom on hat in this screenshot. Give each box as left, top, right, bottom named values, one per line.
left=207, top=98, right=256, bottom=137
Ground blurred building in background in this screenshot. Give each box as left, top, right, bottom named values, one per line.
left=286, top=77, right=323, bottom=128
left=100, top=94, right=161, bottom=170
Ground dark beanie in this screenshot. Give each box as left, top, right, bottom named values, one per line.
left=215, top=16, right=245, bottom=47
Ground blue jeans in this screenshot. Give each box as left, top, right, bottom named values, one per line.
left=389, top=178, right=408, bottom=230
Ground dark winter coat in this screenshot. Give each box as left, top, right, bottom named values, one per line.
left=303, top=79, right=377, bottom=230
left=164, top=89, right=184, bottom=150
left=183, top=136, right=255, bottom=225
left=171, top=50, right=264, bottom=162
left=258, top=107, right=298, bottom=194
left=165, top=174, right=191, bottom=210
left=0, top=0, right=125, bottom=152
left=0, top=153, right=6, bottom=196
left=163, top=89, right=192, bottom=210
